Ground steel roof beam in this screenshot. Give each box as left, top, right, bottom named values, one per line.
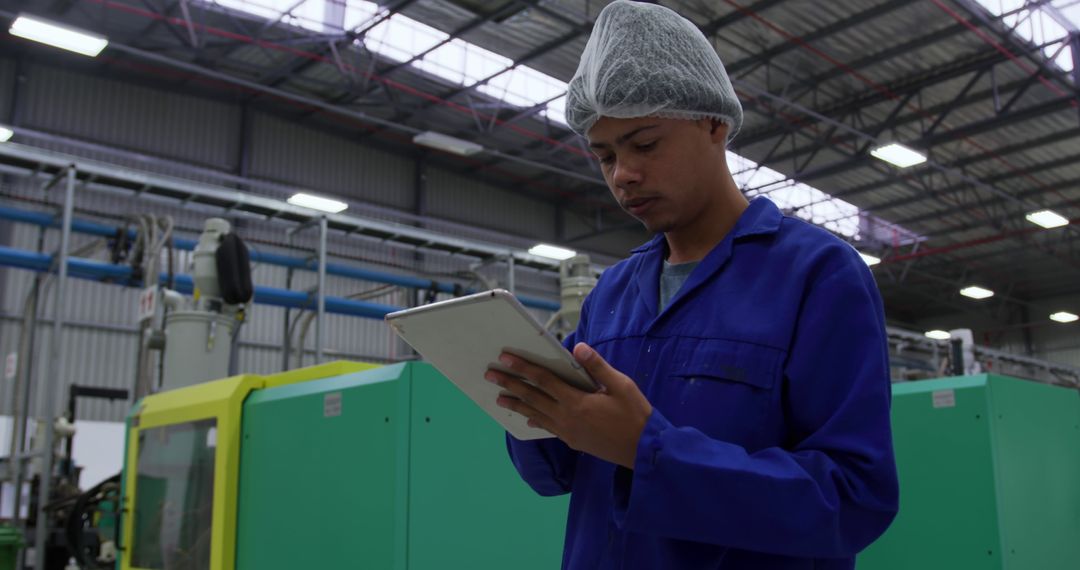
left=858, top=153, right=1080, bottom=218
left=723, top=0, right=920, bottom=77
left=255, top=0, right=419, bottom=88
left=749, top=94, right=1074, bottom=186
left=896, top=174, right=1080, bottom=231
left=737, top=35, right=1076, bottom=148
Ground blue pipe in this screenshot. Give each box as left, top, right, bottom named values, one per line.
left=0, top=246, right=404, bottom=320
left=0, top=205, right=561, bottom=312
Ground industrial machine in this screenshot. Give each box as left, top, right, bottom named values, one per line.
left=545, top=254, right=597, bottom=340
left=113, top=357, right=1080, bottom=570
left=860, top=374, right=1080, bottom=569
left=159, top=218, right=253, bottom=393
left=117, top=360, right=568, bottom=570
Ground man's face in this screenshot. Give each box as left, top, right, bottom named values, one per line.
left=587, top=117, right=726, bottom=234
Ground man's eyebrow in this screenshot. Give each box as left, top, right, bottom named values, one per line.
left=588, top=125, right=660, bottom=149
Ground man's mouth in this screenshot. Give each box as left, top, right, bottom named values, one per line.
left=623, top=197, right=657, bottom=216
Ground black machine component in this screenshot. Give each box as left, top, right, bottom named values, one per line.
left=23, top=385, right=129, bottom=569
left=215, top=232, right=253, bottom=305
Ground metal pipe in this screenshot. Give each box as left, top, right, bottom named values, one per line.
left=0, top=204, right=562, bottom=312
left=507, top=253, right=516, bottom=295
left=33, top=166, right=75, bottom=570
left=316, top=216, right=328, bottom=364
left=281, top=264, right=295, bottom=371
left=0, top=246, right=404, bottom=319
left=9, top=265, right=43, bottom=567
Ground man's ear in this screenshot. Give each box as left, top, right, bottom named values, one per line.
left=709, top=119, right=729, bottom=146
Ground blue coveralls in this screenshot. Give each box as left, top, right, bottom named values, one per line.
left=507, top=197, right=899, bottom=569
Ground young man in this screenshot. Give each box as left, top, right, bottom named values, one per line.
left=484, top=2, right=898, bottom=568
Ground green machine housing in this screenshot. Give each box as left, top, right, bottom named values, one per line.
left=122, top=362, right=1080, bottom=569
left=120, top=362, right=567, bottom=570
left=860, top=374, right=1080, bottom=569
left=233, top=362, right=567, bottom=570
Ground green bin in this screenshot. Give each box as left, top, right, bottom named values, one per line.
left=0, top=525, right=24, bottom=570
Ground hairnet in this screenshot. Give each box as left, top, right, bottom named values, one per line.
left=565, top=0, right=743, bottom=142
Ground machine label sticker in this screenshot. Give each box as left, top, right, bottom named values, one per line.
left=324, top=392, right=343, bottom=418
left=206, top=427, right=217, bottom=448
left=4, top=352, right=16, bottom=380
left=932, top=389, right=956, bottom=409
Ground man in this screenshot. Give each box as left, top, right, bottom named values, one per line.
left=483, top=2, right=898, bottom=568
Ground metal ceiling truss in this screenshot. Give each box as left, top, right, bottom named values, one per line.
left=732, top=79, right=1080, bottom=296
left=6, top=0, right=1076, bottom=328
left=0, top=141, right=565, bottom=270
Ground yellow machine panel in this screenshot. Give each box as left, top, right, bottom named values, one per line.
left=120, top=361, right=377, bottom=570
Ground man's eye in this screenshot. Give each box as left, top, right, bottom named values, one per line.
left=598, top=155, right=615, bottom=165
left=636, top=141, right=657, bottom=152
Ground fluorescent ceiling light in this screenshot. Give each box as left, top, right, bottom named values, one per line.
left=959, top=286, right=994, bottom=300
left=858, top=252, right=881, bottom=266
left=924, top=330, right=952, bottom=340
left=287, top=193, right=348, bottom=213
left=870, top=143, right=927, bottom=168
left=528, top=244, right=577, bottom=261
left=412, top=131, right=484, bottom=156
left=1050, top=311, right=1079, bottom=323
left=9, top=15, right=108, bottom=57
left=0, top=126, right=12, bottom=142
left=1025, top=209, right=1069, bottom=229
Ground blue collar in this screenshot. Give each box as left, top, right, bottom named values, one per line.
left=628, top=198, right=784, bottom=326
left=629, top=197, right=783, bottom=254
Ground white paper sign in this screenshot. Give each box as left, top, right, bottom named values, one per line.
left=932, top=389, right=956, bottom=409
left=137, top=286, right=157, bottom=323
left=324, top=392, right=342, bottom=418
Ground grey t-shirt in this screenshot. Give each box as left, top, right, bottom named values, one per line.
left=660, top=259, right=699, bottom=312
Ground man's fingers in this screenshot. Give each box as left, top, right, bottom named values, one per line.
left=486, top=369, right=558, bottom=415
left=494, top=393, right=555, bottom=435
left=573, top=343, right=631, bottom=394
left=497, top=353, right=580, bottom=401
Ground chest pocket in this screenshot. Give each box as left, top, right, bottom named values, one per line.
left=660, top=338, right=782, bottom=444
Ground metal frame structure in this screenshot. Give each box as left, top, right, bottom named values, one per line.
left=887, top=326, right=1080, bottom=387
left=1, top=164, right=77, bottom=570
left=0, top=139, right=564, bottom=568
left=0, top=141, right=564, bottom=271
left=0, top=0, right=1075, bottom=333
left=285, top=215, right=329, bottom=364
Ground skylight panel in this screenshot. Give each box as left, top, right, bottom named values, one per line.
left=213, top=0, right=326, bottom=32
left=364, top=14, right=449, bottom=63
left=975, top=0, right=1075, bottom=72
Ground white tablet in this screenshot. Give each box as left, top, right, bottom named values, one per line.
left=385, top=289, right=597, bottom=440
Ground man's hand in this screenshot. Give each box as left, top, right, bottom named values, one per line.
left=486, top=343, right=653, bottom=469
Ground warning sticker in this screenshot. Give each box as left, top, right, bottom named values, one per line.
left=932, top=389, right=956, bottom=409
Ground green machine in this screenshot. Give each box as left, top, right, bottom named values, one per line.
left=861, top=374, right=1080, bottom=569
left=123, top=360, right=1080, bottom=570
left=120, top=361, right=567, bottom=570
left=234, top=361, right=567, bottom=570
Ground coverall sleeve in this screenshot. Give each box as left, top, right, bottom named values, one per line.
left=504, top=296, right=592, bottom=496
left=612, top=255, right=899, bottom=557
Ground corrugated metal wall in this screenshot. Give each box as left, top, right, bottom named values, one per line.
left=0, top=58, right=13, bottom=122
left=426, top=168, right=557, bottom=241
left=248, top=114, right=416, bottom=211
left=0, top=177, right=560, bottom=422
left=21, top=65, right=240, bottom=171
